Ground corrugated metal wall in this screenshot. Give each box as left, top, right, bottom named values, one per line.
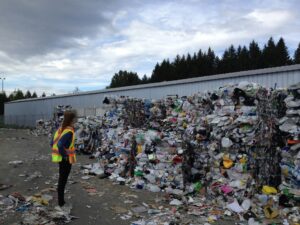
left=4, top=65, right=300, bottom=127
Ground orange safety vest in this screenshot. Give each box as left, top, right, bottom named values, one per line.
left=51, top=126, right=76, bottom=164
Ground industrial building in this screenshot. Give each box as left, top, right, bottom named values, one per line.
left=4, top=64, right=300, bottom=127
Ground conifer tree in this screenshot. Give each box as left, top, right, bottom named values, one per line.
left=32, top=92, right=38, bottom=98
left=293, top=43, right=300, bottom=64
left=25, top=90, right=32, bottom=98
left=275, top=37, right=291, bottom=66
left=249, top=40, right=262, bottom=69
left=262, top=37, right=277, bottom=67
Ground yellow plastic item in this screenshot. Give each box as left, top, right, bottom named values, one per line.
left=262, top=185, right=278, bottom=195
left=263, top=206, right=279, bottom=219
left=239, top=157, right=247, bottom=164
left=137, top=144, right=143, bottom=154
left=223, top=156, right=233, bottom=169
left=31, top=196, right=49, bottom=205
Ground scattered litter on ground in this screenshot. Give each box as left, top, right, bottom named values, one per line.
left=0, top=184, right=13, bottom=191
left=8, top=160, right=23, bottom=166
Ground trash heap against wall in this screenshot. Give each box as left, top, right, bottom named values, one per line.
left=31, top=105, right=72, bottom=137
left=36, top=82, right=300, bottom=224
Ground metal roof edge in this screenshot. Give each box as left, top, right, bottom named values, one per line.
left=5, top=64, right=300, bottom=105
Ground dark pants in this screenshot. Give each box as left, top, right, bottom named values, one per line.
left=57, top=160, right=72, bottom=206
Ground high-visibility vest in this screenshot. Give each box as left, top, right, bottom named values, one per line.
left=51, top=126, right=76, bottom=164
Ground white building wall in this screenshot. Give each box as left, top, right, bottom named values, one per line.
left=4, top=65, right=300, bottom=127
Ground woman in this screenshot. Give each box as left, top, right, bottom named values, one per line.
left=51, top=110, right=77, bottom=207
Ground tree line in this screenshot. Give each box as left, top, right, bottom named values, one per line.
left=108, top=37, right=300, bottom=88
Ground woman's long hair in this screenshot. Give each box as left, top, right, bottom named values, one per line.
left=61, top=110, right=77, bottom=130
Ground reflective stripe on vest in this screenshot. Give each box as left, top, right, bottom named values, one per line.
left=51, top=126, right=76, bottom=164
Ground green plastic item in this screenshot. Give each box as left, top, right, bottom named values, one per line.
left=282, top=188, right=296, bottom=199
left=134, top=171, right=143, bottom=177
left=194, top=182, right=202, bottom=192
left=283, top=188, right=289, bottom=196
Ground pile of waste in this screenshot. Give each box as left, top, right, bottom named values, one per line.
left=279, top=83, right=300, bottom=197
left=34, top=81, right=300, bottom=224
left=75, top=116, right=103, bottom=154
left=31, top=119, right=53, bottom=137
left=31, top=105, right=72, bottom=137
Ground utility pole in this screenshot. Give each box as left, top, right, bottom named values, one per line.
left=0, top=77, right=5, bottom=93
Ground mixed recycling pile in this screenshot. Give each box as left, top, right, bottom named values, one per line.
left=35, top=82, right=300, bottom=224
left=31, top=105, right=72, bottom=137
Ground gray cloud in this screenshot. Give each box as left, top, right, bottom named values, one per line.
left=0, top=0, right=135, bottom=58
left=0, top=0, right=299, bottom=95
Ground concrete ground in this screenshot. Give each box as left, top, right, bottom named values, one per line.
left=0, top=128, right=236, bottom=225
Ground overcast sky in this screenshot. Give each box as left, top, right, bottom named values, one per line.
left=0, top=0, right=299, bottom=95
